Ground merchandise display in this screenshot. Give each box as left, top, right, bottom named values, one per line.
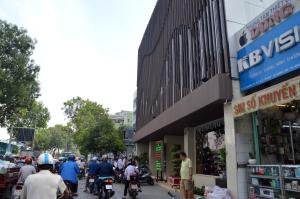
left=248, top=165, right=300, bottom=198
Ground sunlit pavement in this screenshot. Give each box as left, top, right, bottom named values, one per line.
left=77, top=179, right=180, bottom=199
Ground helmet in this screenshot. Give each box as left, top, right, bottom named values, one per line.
left=25, top=157, right=33, bottom=164
left=92, top=157, right=98, bottom=161
left=37, top=152, right=54, bottom=165
left=102, top=155, right=108, bottom=160
left=68, top=154, right=76, bottom=161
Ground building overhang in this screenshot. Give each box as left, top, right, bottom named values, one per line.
left=133, top=74, right=232, bottom=142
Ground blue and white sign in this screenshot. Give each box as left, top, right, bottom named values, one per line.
left=235, top=0, right=300, bottom=91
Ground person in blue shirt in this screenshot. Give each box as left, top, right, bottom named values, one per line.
left=95, top=155, right=115, bottom=195
left=59, top=154, right=80, bottom=196
left=84, top=157, right=99, bottom=192
left=97, top=155, right=114, bottom=177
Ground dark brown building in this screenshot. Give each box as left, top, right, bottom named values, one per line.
left=134, top=0, right=233, bottom=181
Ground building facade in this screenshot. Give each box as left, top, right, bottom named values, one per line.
left=110, top=110, right=133, bottom=129
left=134, top=0, right=232, bottom=190
left=111, top=110, right=135, bottom=157
left=133, top=0, right=295, bottom=198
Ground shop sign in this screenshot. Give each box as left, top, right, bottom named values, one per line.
left=235, top=0, right=300, bottom=91
left=155, top=141, right=162, bottom=171
left=232, top=76, right=300, bottom=118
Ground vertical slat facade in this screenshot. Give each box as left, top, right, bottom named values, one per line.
left=136, top=0, right=230, bottom=130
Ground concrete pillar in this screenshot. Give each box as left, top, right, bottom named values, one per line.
left=164, top=135, right=184, bottom=178
left=136, top=142, right=148, bottom=156
left=184, top=128, right=196, bottom=173
left=224, top=103, right=238, bottom=199
left=225, top=103, right=254, bottom=199
left=148, top=141, right=156, bottom=175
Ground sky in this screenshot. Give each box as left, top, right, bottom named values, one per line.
left=0, top=0, right=157, bottom=139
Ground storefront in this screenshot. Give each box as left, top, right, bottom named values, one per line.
left=232, top=0, right=300, bottom=198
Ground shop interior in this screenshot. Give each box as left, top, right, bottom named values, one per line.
left=248, top=100, right=300, bottom=199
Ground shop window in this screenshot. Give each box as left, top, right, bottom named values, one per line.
left=195, top=121, right=225, bottom=176
left=257, top=100, right=300, bottom=164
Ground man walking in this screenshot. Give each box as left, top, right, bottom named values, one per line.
left=180, top=152, right=193, bottom=199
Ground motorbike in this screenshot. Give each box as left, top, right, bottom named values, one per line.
left=62, top=180, right=74, bottom=199
left=114, top=168, right=124, bottom=183
left=97, top=177, right=114, bottom=199
left=88, top=175, right=97, bottom=194
left=78, top=168, right=85, bottom=180
left=128, top=176, right=139, bottom=199
left=138, top=165, right=154, bottom=185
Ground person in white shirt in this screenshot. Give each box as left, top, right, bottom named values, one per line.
left=20, top=152, right=69, bottom=199
left=117, top=157, right=124, bottom=171
left=122, top=160, right=141, bottom=199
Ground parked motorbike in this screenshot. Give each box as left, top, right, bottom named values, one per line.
left=138, top=165, right=154, bottom=185
left=128, top=176, right=139, bottom=199
left=97, top=177, right=114, bottom=199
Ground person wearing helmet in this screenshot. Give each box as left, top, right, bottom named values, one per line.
left=84, top=156, right=99, bottom=192
left=20, top=152, right=68, bottom=199
left=18, top=157, right=36, bottom=183
left=59, top=154, right=80, bottom=196
left=97, top=155, right=114, bottom=177
left=95, top=155, right=114, bottom=195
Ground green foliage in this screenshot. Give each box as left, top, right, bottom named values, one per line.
left=194, top=186, right=205, bottom=196
left=9, top=101, right=50, bottom=129
left=170, top=144, right=181, bottom=177
left=134, top=152, right=148, bottom=166
left=63, top=97, right=126, bottom=155
left=34, top=125, right=74, bottom=155
left=219, top=147, right=226, bottom=167
left=0, top=20, right=40, bottom=127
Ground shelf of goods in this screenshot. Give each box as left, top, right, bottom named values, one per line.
left=248, top=165, right=283, bottom=199
left=247, top=165, right=300, bottom=199
left=282, top=165, right=300, bottom=199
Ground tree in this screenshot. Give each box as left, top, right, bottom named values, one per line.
left=34, top=124, right=74, bottom=155
left=0, top=20, right=40, bottom=127
left=63, top=97, right=126, bottom=155
left=9, top=101, right=50, bottom=129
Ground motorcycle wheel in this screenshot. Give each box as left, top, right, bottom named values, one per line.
left=98, top=190, right=102, bottom=199
left=147, top=178, right=154, bottom=185
left=132, top=193, right=137, bottom=199
left=105, top=190, right=111, bottom=199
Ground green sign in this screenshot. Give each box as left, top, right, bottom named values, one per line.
left=155, top=141, right=163, bottom=171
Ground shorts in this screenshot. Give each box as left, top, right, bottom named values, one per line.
left=180, top=179, right=193, bottom=191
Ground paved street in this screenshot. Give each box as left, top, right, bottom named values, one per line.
left=77, top=179, right=180, bottom=199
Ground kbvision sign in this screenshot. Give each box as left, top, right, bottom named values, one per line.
left=235, top=0, right=300, bottom=91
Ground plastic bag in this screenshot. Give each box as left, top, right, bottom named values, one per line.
left=206, top=186, right=232, bottom=199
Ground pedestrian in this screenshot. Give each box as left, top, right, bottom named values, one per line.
left=180, top=152, right=193, bottom=199
left=18, top=157, right=36, bottom=183
left=59, top=154, right=80, bottom=196
left=20, top=152, right=69, bottom=199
